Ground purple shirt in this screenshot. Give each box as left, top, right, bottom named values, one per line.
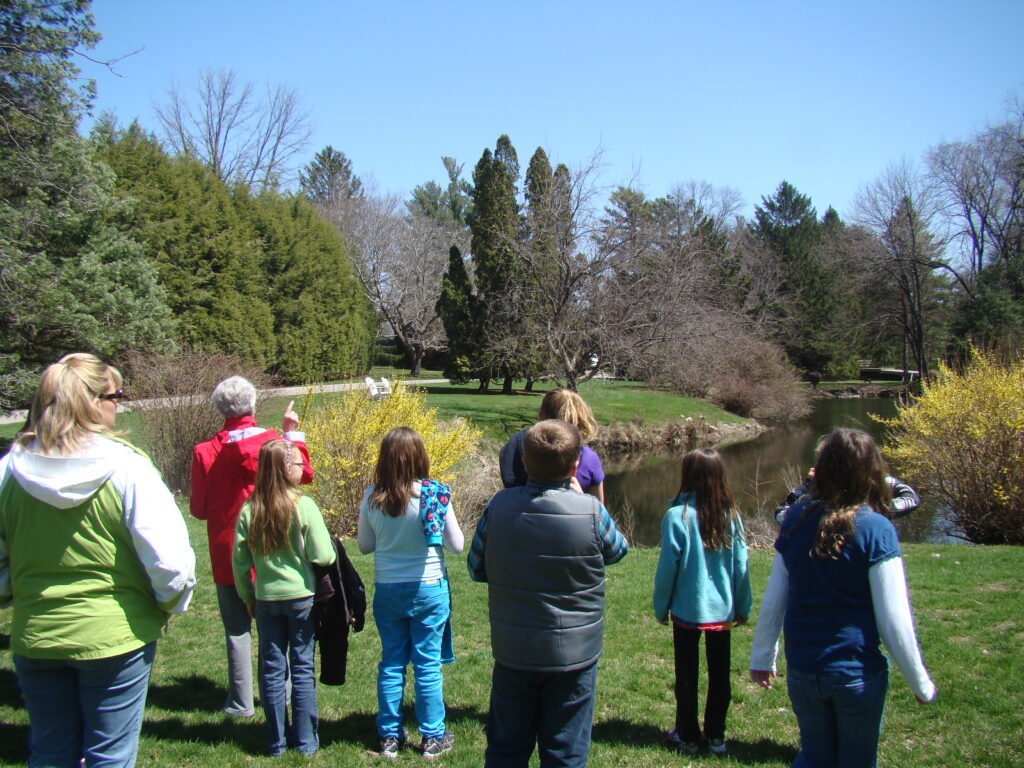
left=576, top=445, right=605, bottom=492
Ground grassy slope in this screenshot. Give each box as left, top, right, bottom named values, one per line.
left=1, top=513, right=1020, bottom=767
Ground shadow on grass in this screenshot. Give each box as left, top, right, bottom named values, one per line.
left=0, top=722, right=28, bottom=763
left=146, top=674, right=222, bottom=713
left=0, top=667, right=22, bottom=708
left=143, top=716, right=265, bottom=755
left=593, top=719, right=797, bottom=763
left=320, top=703, right=486, bottom=751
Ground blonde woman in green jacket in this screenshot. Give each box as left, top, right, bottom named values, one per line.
left=232, top=439, right=336, bottom=756
left=0, top=353, right=196, bottom=768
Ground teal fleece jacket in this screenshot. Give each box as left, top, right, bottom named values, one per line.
left=652, top=492, right=752, bottom=625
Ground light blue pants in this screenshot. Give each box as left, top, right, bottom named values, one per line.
left=373, top=578, right=450, bottom=739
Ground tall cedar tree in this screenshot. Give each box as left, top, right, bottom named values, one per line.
left=468, top=136, right=523, bottom=392
left=436, top=246, right=482, bottom=383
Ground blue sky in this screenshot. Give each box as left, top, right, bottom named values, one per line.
left=81, top=0, right=1023, bottom=219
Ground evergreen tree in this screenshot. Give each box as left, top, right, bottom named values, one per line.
left=468, top=136, right=523, bottom=391
left=97, top=128, right=277, bottom=366
left=0, top=4, right=176, bottom=408
left=435, top=246, right=481, bottom=383
left=299, top=146, right=362, bottom=206
left=753, top=181, right=838, bottom=371
left=249, top=195, right=375, bottom=382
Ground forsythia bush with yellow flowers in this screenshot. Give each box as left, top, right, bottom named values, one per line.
left=302, top=382, right=482, bottom=536
left=882, top=350, right=1024, bottom=544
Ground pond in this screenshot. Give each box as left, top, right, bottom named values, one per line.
left=603, top=397, right=953, bottom=546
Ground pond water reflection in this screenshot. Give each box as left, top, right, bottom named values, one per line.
left=603, top=398, right=949, bottom=546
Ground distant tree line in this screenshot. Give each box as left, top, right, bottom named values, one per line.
left=0, top=2, right=373, bottom=409
left=2, top=2, right=1020, bottom=418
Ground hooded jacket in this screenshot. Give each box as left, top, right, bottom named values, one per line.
left=0, top=436, right=196, bottom=660
left=190, top=415, right=312, bottom=584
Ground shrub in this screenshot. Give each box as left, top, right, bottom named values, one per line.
left=121, top=348, right=273, bottom=493
left=303, top=382, right=481, bottom=536
left=881, top=349, right=1024, bottom=544
left=705, top=337, right=811, bottom=421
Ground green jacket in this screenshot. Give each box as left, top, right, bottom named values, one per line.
left=232, top=494, right=336, bottom=604
left=0, top=438, right=196, bottom=660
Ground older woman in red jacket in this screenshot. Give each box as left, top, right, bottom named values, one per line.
left=190, top=376, right=313, bottom=717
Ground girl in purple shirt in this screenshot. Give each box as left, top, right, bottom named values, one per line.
left=499, top=388, right=606, bottom=502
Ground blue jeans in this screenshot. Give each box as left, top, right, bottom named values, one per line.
left=787, top=668, right=889, bottom=768
left=14, top=642, right=156, bottom=768
left=373, top=578, right=450, bottom=739
left=485, top=660, right=598, bottom=768
left=255, top=597, right=318, bottom=755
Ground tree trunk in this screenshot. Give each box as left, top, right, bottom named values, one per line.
left=502, top=373, right=514, bottom=395
left=524, top=378, right=534, bottom=392
left=478, top=377, right=490, bottom=392
left=409, top=344, right=424, bottom=377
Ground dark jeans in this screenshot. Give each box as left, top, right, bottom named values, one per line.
left=485, top=661, right=598, bottom=768
left=672, top=625, right=731, bottom=742
left=787, top=667, right=889, bottom=768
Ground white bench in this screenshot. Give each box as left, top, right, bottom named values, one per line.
left=364, top=376, right=392, bottom=400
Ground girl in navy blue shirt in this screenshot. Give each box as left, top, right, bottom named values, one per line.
left=749, top=428, right=935, bottom=768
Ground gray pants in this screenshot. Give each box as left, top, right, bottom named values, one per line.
left=217, top=584, right=255, bottom=717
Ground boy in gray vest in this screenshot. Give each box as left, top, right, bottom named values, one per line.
left=468, top=419, right=629, bottom=767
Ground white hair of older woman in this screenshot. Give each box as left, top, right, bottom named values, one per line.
left=211, top=376, right=257, bottom=418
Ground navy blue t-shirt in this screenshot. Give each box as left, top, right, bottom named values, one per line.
left=776, top=501, right=901, bottom=676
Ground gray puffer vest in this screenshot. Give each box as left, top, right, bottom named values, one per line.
left=483, top=481, right=607, bottom=672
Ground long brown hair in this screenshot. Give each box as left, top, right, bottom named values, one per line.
left=807, top=428, right=891, bottom=558
left=370, top=427, right=430, bottom=517
left=677, top=448, right=739, bottom=550
left=248, top=439, right=301, bottom=555
left=539, top=388, right=599, bottom=443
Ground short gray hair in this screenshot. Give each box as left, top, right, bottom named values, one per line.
left=211, top=376, right=257, bottom=418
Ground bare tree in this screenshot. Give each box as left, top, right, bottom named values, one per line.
left=928, top=97, right=1024, bottom=283
left=854, top=161, right=948, bottom=381
left=327, top=192, right=453, bottom=375
left=155, top=68, right=313, bottom=189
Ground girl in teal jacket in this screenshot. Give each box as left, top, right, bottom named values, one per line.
left=653, top=448, right=752, bottom=758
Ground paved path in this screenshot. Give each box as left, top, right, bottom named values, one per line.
left=0, top=378, right=449, bottom=425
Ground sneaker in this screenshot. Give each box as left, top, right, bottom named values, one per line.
left=379, top=729, right=406, bottom=759
left=708, top=737, right=728, bottom=756
left=664, top=728, right=699, bottom=756
left=421, top=730, right=454, bottom=759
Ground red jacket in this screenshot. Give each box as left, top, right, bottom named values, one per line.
left=190, top=415, right=313, bottom=584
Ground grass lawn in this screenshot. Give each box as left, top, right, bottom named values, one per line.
left=412, top=378, right=747, bottom=444
left=1, top=512, right=1019, bottom=767
left=1, top=376, right=744, bottom=448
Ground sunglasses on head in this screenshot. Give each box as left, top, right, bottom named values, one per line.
left=97, top=389, right=126, bottom=403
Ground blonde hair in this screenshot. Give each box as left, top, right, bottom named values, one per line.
left=248, top=439, right=302, bottom=556
left=370, top=427, right=430, bottom=517
left=539, top=388, right=598, bottom=443
left=18, top=353, right=123, bottom=456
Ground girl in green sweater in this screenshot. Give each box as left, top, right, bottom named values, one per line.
left=233, top=439, right=336, bottom=756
